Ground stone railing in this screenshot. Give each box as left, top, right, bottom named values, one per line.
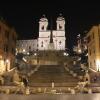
left=0, top=85, right=94, bottom=94
left=64, top=65, right=84, bottom=80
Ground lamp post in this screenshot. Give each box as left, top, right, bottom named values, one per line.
left=6, top=59, right=10, bottom=71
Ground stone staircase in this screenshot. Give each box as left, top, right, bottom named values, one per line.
left=28, top=65, right=79, bottom=87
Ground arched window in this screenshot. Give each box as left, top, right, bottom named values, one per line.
left=59, top=24, right=62, bottom=29
left=41, top=44, right=43, bottom=47
left=41, top=41, right=43, bottom=47
left=59, top=41, right=62, bottom=45
left=41, top=26, right=44, bottom=30
left=41, top=41, right=43, bottom=44
left=29, top=46, right=31, bottom=50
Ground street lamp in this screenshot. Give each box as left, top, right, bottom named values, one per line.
left=5, top=59, right=10, bottom=71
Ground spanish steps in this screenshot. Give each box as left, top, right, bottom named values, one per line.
left=28, top=65, right=80, bottom=87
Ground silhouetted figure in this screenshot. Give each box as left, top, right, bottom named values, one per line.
left=93, top=75, right=97, bottom=82
left=22, top=76, right=28, bottom=87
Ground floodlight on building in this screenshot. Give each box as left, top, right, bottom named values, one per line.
left=23, top=49, right=26, bottom=52
left=34, top=53, right=37, bottom=56
left=63, top=52, right=69, bottom=56
left=78, top=49, right=82, bottom=54
left=27, top=52, right=30, bottom=55
left=6, top=59, right=9, bottom=63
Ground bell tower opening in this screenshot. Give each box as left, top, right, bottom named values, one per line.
left=39, top=15, right=48, bottom=31
left=56, top=14, right=65, bottom=31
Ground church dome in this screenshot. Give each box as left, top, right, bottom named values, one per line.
left=40, top=15, right=48, bottom=22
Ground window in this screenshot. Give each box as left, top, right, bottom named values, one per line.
left=5, top=30, right=9, bottom=39
left=87, top=36, right=91, bottom=43
left=41, top=41, right=43, bottom=47
left=29, top=46, right=31, bottom=50
left=53, top=35, right=55, bottom=37
left=45, top=40, right=47, bottom=42
left=59, top=24, right=62, bottom=29
left=93, top=49, right=95, bottom=54
left=90, top=62, right=91, bottom=67
left=59, top=41, right=62, bottom=45
left=4, top=44, right=8, bottom=53
left=41, top=26, right=44, bottom=30
left=41, top=41, right=43, bottom=44
left=94, top=60, right=95, bottom=65
left=41, top=45, right=43, bottom=47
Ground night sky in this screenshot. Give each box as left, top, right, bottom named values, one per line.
left=0, top=1, right=100, bottom=50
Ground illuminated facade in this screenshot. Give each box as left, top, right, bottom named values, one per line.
left=0, top=19, right=17, bottom=74
left=16, top=39, right=38, bottom=54
left=86, top=25, right=100, bottom=71
left=17, top=14, right=66, bottom=53
left=38, top=14, right=66, bottom=50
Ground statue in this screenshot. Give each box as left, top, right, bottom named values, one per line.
left=83, top=71, right=90, bottom=84
left=13, top=70, right=21, bottom=84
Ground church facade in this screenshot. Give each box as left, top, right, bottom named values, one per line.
left=16, top=14, right=66, bottom=54
left=38, top=15, right=66, bottom=50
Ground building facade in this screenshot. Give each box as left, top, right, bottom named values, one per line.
left=86, top=25, right=100, bottom=71
left=16, top=39, right=38, bottom=54
left=16, top=14, right=66, bottom=53
left=0, top=19, right=17, bottom=74
left=38, top=15, right=66, bottom=50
